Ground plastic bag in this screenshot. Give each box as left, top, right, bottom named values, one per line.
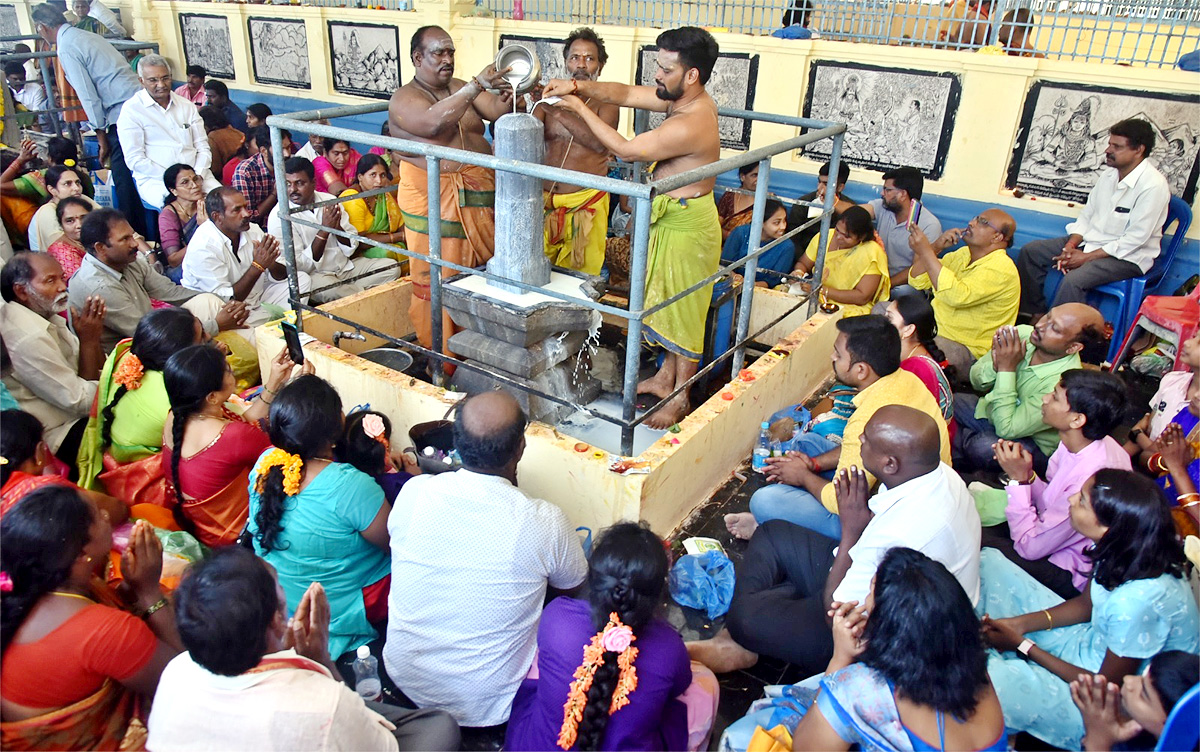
left=669, top=550, right=736, bottom=619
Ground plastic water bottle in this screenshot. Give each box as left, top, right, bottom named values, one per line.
left=752, top=422, right=771, bottom=473
left=353, top=645, right=382, bottom=702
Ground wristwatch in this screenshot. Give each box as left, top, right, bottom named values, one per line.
left=1017, top=638, right=1035, bottom=656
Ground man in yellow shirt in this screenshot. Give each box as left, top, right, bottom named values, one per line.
left=907, top=208, right=1020, bottom=380
left=723, top=315, right=950, bottom=541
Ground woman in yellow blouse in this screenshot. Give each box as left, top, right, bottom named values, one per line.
left=796, top=205, right=890, bottom=317
left=339, top=154, right=405, bottom=249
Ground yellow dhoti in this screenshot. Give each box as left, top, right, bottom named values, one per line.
left=544, top=188, right=609, bottom=276
left=642, top=192, right=722, bottom=362
left=396, top=161, right=496, bottom=358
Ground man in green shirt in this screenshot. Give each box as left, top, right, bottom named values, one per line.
left=952, top=302, right=1106, bottom=473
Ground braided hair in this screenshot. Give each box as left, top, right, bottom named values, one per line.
left=893, top=293, right=957, bottom=384
left=100, top=308, right=199, bottom=452
left=254, top=375, right=343, bottom=553
left=164, top=344, right=229, bottom=508
left=575, top=522, right=668, bottom=751
left=1, top=486, right=94, bottom=652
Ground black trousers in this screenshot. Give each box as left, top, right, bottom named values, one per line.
left=725, top=520, right=837, bottom=675
left=105, top=124, right=147, bottom=237
left=980, top=523, right=1081, bottom=600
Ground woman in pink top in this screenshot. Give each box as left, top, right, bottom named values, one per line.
left=45, top=196, right=93, bottom=281
left=1127, top=329, right=1199, bottom=453
left=983, top=369, right=1131, bottom=598
left=312, top=138, right=360, bottom=196
left=884, top=295, right=957, bottom=441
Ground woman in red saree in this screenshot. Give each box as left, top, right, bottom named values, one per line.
left=0, top=486, right=181, bottom=750
left=162, top=344, right=307, bottom=548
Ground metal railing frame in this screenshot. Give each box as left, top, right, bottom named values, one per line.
left=0, top=35, right=159, bottom=138
left=266, top=104, right=844, bottom=456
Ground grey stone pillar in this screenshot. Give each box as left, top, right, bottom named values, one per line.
left=487, top=113, right=549, bottom=294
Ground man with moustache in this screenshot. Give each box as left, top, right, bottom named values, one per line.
left=0, top=251, right=107, bottom=464
left=68, top=208, right=248, bottom=352
left=184, top=187, right=310, bottom=331
left=267, top=157, right=399, bottom=304
left=543, top=26, right=722, bottom=429
left=117, top=54, right=220, bottom=210
left=535, top=28, right=620, bottom=276
left=388, top=25, right=513, bottom=361
left=1016, top=118, right=1170, bottom=318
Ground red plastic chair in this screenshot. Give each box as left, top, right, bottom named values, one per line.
left=1112, top=284, right=1199, bottom=370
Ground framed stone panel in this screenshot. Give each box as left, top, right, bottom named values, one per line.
left=801, top=60, right=960, bottom=179
left=328, top=21, right=400, bottom=100
left=179, top=13, right=235, bottom=80
left=248, top=17, right=310, bottom=89
left=1007, top=80, right=1200, bottom=203
left=634, top=47, right=759, bottom=151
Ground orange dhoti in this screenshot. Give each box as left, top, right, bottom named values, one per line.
left=396, top=161, right=495, bottom=359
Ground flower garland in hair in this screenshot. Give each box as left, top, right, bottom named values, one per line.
left=113, top=353, right=145, bottom=390
left=557, top=612, right=639, bottom=750
left=254, top=449, right=304, bottom=496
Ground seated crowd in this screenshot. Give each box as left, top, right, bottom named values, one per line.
left=0, top=24, right=1197, bottom=752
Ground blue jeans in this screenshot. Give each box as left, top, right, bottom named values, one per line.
left=779, top=432, right=839, bottom=480
left=952, top=393, right=1048, bottom=474
left=749, top=483, right=842, bottom=540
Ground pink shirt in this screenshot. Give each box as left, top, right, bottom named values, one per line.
left=174, top=83, right=206, bottom=107
left=1004, top=435, right=1131, bottom=591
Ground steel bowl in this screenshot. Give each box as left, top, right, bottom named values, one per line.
left=494, top=45, right=541, bottom=94
left=357, top=347, right=415, bottom=374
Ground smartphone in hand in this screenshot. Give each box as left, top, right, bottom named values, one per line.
left=281, top=321, right=305, bottom=365
left=907, top=199, right=922, bottom=230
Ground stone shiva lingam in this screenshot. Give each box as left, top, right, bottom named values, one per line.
left=443, top=112, right=603, bottom=423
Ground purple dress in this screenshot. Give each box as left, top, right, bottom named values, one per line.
left=505, top=597, right=692, bottom=751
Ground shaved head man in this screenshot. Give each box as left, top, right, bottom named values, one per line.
left=954, top=301, right=1109, bottom=474
left=385, top=386, right=587, bottom=726
left=688, top=403, right=980, bottom=677
left=905, top=206, right=1022, bottom=376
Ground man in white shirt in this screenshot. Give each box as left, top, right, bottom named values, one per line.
left=183, top=187, right=310, bottom=332
left=1017, top=117, right=1171, bottom=318
left=688, top=405, right=980, bottom=677
left=384, top=390, right=588, bottom=728
left=0, top=252, right=106, bottom=460
left=149, top=547, right=459, bottom=752
left=117, top=54, right=220, bottom=209
left=268, top=157, right=399, bottom=304
left=5, top=62, right=48, bottom=130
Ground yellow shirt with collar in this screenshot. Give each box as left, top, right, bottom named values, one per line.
left=909, top=246, right=1019, bottom=358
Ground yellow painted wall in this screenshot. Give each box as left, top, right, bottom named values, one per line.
left=6, top=0, right=1196, bottom=239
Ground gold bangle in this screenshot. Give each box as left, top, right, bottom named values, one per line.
left=251, top=261, right=267, bottom=273
left=143, top=597, right=169, bottom=619
left=1043, top=609, right=1053, bottom=629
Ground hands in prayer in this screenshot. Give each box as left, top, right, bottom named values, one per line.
left=120, top=520, right=165, bottom=602
left=828, top=600, right=869, bottom=669
left=72, top=295, right=107, bottom=343
left=1071, top=673, right=1144, bottom=751
left=252, top=234, right=281, bottom=271
left=215, top=300, right=250, bottom=332
left=285, top=582, right=334, bottom=669
left=994, top=440, right=1035, bottom=484
left=834, top=466, right=872, bottom=538
left=319, top=203, right=342, bottom=230
left=990, top=325, right=1025, bottom=372
left=1151, top=423, right=1191, bottom=475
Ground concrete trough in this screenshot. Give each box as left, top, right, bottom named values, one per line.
left=255, top=279, right=840, bottom=535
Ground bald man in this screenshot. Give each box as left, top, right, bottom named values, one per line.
left=383, top=390, right=587, bottom=728
left=688, top=405, right=980, bottom=676
left=906, top=207, right=1021, bottom=377
left=954, top=302, right=1108, bottom=474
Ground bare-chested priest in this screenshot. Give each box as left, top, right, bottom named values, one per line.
left=388, top=25, right=513, bottom=360
left=543, top=27, right=721, bottom=429
left=535, top=28, right=619, bottom=277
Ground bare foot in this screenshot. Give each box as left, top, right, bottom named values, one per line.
left=644, top=393, right=689, bottom=429
left=724, top=512, right=758, bottom=540
left=686, top=628, right=758, bottom=673
left=636, top=369, right=673, bottom=399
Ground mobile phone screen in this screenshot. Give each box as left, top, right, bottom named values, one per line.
left=281, top=322, right=305, bottom=365
left=908, top=200, right=922, bottom=230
